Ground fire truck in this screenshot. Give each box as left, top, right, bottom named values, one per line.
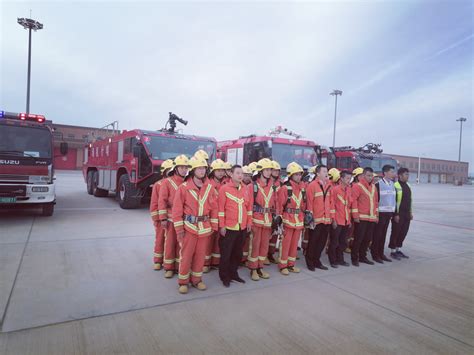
left=217, top=125, right=321, bottom=172
left=0, top=110, right=68, bottom=216
left=83, top=113, right=217, bottom=209
left=322, top=143, right=398, bottom=173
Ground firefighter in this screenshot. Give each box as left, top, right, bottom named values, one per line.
left=351, top=167, right=363, bottom=184
left=329, top=170, right=352, bottom=267
left=305, top=165, right=335, bottom=271
left=218, top=165, right=253, bottom=287
left=389, top=167, right=413, bottom=260
left=223, top=162, right=233, bottom=183
left=328, top=168, right=340, bottom=187
left=242, top=165, right=253, bottom=185
left=194, top=149, right=209, bottom=162
left=241, top=164, right=253, bottom=264
left=172, top=157, right=218, bottom=294
left=371, top=164, right=396, bottom=263
left=158, top=154, right=190, bottom=278
left=150, top=159, right=174, bottom=270
left=206, top=159, right=227, bottom=270
left=248, top=158, right=279, bottom=281
left=346, top=167, right=364, bottom=253
left=276, top=162, right=306, bottom=275
left=351, top=167, right=379, bottom=266
left=267, top=160, right=282, bottom=264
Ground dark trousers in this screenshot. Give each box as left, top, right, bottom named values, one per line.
left=389, top=213, right=411, bottom=249
left=329, top=225, right=349, bottom=264
left=219, top=229, right=245, bottom=282
left=306, top=224, right=330, bottom=267
left=352, top=221, right=375, bottom=262
left=371, top=212, right=393, bottom=259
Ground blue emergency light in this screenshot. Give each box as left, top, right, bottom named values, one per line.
left=0, top=110, right=4, bottom=119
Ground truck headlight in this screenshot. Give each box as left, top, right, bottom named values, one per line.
left=32, top=186, right=49, bottom=193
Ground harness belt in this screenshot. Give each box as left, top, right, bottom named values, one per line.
left=184, top=215, right=210, bottom=223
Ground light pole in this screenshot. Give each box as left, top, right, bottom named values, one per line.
left=456, top=117, right=467, bottom=162
left=17, top=17, right=43, bottom=114
left=330, top=89, right=342, bottom=148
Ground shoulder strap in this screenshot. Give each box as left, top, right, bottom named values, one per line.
left=284, top=185, right=293, bottom=210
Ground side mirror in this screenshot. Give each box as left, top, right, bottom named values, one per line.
left=132, top=146, right=141, bottom=158
left=60, top=142, right=68, bottom=155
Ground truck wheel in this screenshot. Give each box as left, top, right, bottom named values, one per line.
left=86, top=170, right=94, bottom=195
left=117, top=174, right=141, bottom=209
left=92, top=171, right=109, bottom=197
left=41, top=203, right=54, bottom=217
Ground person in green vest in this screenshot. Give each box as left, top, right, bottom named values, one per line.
left=389, top=167, right=413, bottom=260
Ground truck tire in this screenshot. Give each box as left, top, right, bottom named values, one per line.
left=86, top=170, right=94, bottom=195
left=41, top=203, right=54, bottom=217
left=92, top=170, right=109, bottom=197
left=117, top=174, right=141, bottom=209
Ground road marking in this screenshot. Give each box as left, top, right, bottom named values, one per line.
left=1, top=217, right=35, bottom=331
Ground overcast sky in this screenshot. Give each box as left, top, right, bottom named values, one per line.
left=1, top=1, right=473, bottom=171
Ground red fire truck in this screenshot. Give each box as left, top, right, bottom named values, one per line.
left=322, top=143, right=398, bottom=174
left=83, top=113, right=217, bottom=209
left=217, top=126, right=321, bottom=171
left=0, top=110, right=68, bottom=216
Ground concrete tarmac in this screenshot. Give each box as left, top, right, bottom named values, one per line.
left=0, top=171, right=473, bottom=354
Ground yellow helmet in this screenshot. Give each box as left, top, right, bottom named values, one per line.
left=352, top=167, right=364, bottom=177
left=224, top=162, right=232, bottom=170
left=286, top=162, right=304, bottom=177
left=256, top=158, right=274, bottom=171
left=173, top=154, right=191, bottom=169
left=189, top=156, right=208, bottom=171
left=328, top=168, right=340, bottom=182
left=194, top=149, right=209, bottom=161
left=248, top=162, right=258, bottom=173
left=160, top=159, right=174, bottom=174
left=308, top=165, right=317, bottom=174
left=272, top=160, right=281, bottom=170
left=242, top=165, right=252, bottom=175
left=210, top=159, right=226, bottom=173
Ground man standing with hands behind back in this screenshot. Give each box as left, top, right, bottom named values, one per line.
left=218, top=165, right=253, bottom=287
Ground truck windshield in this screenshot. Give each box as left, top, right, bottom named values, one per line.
left=359, top=157, right=398, bottom=172
left=272, top=143, right=318, bottom=169
left=144, top=135, right=217, bottom=161
left=0, top=125, right=52, bottom=158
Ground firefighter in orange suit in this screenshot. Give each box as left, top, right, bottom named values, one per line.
left=351, top=167, right=379, bottom=266
left=150, top=159, right=174, bottom=270
left=218, top=165, right=253, bottom=287
left=172, top=157, right=218, bottom=294
left=328, top=168, right=340, bottom=188
left=329, top=170, right=352, bottom=267
left=267, top=160, right=282, bottom=264
left=276, top=162, right=306, bottom=275
left=194, top=149, right=210, bottom=163
left=248, top=158, right=279, bottom=281
left=241, top=164, right=254, bottom=264
left=305, top=165, right=335, bottom=271
left=158, top=155, right=190, bottom=278
left=346, top=167, right=364, bottom=252
left=206, top=159, right=227, bottom=270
